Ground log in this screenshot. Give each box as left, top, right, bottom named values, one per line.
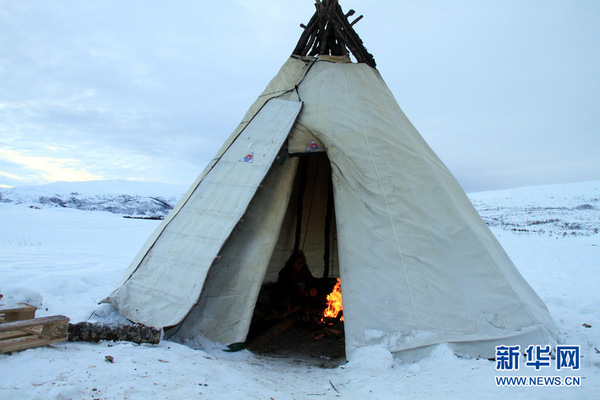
left=291, top=0, right=375, bottom=67
left=293, top=12, right=319, bottom=55
left=68, top=322, right=161, bottom=345
left=334, top=2, right=376, bottom=67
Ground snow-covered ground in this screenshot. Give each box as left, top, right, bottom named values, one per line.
left=0, top=180, right=598, bottom=399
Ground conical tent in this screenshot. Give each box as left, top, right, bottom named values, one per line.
left=105, top=1, right=558, bottom=359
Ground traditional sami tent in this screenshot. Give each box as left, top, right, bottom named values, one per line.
left=104, top=0, right=557, bottom=359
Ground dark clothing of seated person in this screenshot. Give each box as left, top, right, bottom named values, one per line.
left=275, top=250, right=318, bottom=316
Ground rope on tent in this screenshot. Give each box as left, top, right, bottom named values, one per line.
left=255, top=57, right=318, bottom=103
left=257, top=88, right=295, bottom=100
left=253, top=56, right=323, bottom=105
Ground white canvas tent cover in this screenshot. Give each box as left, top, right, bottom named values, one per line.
left=105, top=54, right=558, bottom=359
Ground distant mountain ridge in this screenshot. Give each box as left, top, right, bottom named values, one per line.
left=0, top=179, right=598, bottom=236
left=0, top=180, right=187, bottom=218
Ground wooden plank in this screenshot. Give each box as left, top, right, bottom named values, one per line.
left=42, top=319, right=69, bottom=338
left=0, top=303, right=37, bottom=313
left=0, top=315, right=68, bottom=333
left=0, top=334, right=69, bottom=354
left=0, top=330, right=30, bottom=341
left=0, top=315, right=69, bottom=354
left=0, top=303, right=37, bottom=322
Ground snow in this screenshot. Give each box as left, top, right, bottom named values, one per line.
left=1, top=180, right=599, bottom=399
left=469, top=180, right=600, bottom=236
left=0, top=180, right=186, bottom=218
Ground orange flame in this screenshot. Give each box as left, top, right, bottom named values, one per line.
left=322, top=277, right=344, bottom=322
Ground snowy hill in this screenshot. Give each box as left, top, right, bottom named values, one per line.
left=468, top=180, right=600, bottom=236
left=0, top=180, right=187, bottom=218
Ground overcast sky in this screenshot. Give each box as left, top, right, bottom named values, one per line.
left=1, top=0, right=599, bottom=192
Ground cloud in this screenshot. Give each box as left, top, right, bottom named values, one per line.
left=0, top=149, right=102, bottom=185
left=0, top=1, right=599, bottom=191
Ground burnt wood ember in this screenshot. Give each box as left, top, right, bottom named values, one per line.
left=321, top=310, right=343, bottom=326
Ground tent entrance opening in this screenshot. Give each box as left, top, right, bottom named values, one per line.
left=246, top=153, right=345, bottom=361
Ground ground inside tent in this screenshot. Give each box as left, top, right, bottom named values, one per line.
left=246, top=281, right=346, bottom=367
left=249, top=319, right=346, bottom=367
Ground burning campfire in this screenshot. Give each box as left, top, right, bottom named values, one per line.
left=321, top=277, right=344, bottom=323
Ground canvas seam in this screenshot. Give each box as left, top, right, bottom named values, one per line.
left=343, top=65, right=420, bottom=329
left=365, top=68, right=542, bottom=330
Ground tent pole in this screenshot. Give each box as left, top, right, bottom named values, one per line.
left=322, top=173, right=334, bottom=278
left=293, top=157, right=309, bottom=252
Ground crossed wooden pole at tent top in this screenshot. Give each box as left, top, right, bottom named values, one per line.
left=292, top=0, right=377, bottom=68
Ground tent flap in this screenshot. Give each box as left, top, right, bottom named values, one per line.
left=105, top=99, right=302, bottom=327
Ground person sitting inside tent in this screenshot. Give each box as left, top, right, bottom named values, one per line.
left=274, top=250, right=318, bottom=318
